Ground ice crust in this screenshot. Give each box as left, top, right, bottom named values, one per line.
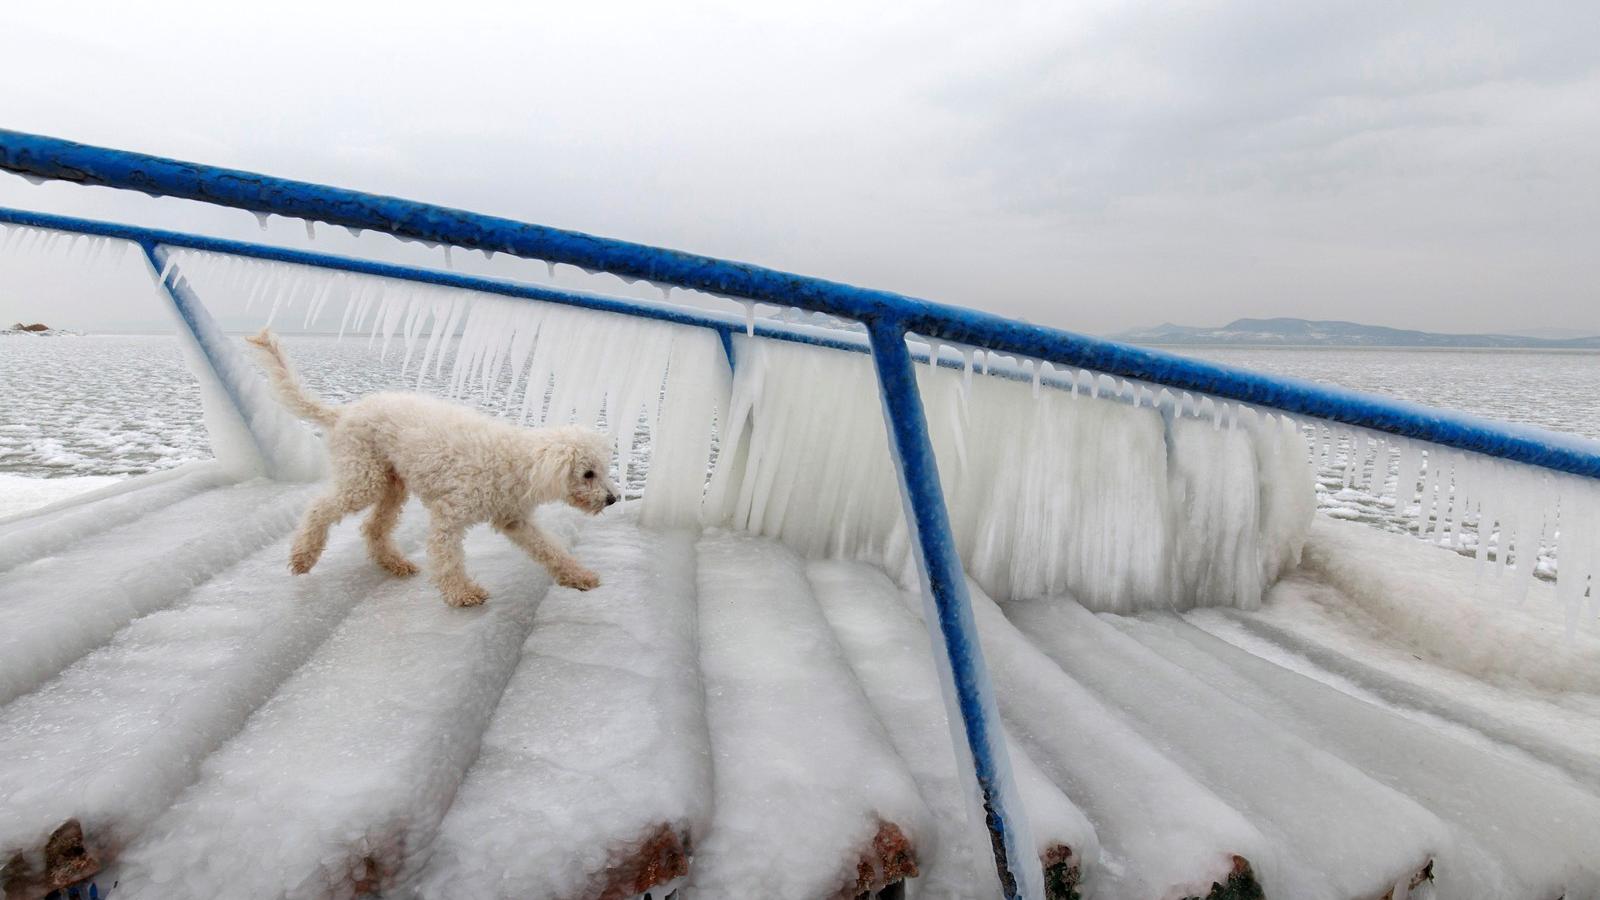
left=1299, top=517, right=1600, bottom=693
left=960, top=580, right=1273, bottom=899
left=114, top=525, right=559, bottom=899
left=411, top=518, right=710, bottom=899
left=1114, top=612, right=1600, bottom=899
left=1005, top=598, right=1446, bottom=899
left=706, top=338, right=1315, bottom=612
left=0, top=480, right=309, bottom=706
left=692, top=529, right=932, bottom=899
left=807, top=559, right=1099, bottom=899
left=0, top=501, right=428, bottom=864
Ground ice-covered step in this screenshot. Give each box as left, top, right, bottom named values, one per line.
left=806, top=559, right=1099, bottom=900
left=692, top=530, right=931, bottom=899
left=0, top=463, right=229, bottom=573
left=1113, top=612, right=1600, bottom=899
left=0, top=479, right=310, bottom=706
left=0, top=511, right=428, bottom=883
left=411, top=519, right=710, bottom=900
left=1194, top=579, right=1600, bottom=789
left=113, top=523, right=563, bottom=899
left=1004, top=599, right=1444, bottom=900
left=963, top=580, right=1272, bottom=899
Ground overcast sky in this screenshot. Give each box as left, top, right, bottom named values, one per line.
left=2, top=0, right=1598, bottom=336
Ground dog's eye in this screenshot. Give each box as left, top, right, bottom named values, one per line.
left=583, top=470, right=595, bottom=480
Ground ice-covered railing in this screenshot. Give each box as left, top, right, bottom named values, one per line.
left=4, top=129, right=1599, bottom=900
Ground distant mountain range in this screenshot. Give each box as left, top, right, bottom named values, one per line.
left=1113, top=318, right=1600, bottom=349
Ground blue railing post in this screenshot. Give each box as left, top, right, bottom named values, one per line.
left=865, top=316, right=1040, bottom=900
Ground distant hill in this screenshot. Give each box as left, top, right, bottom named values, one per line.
left=1113, top=318, right=1600, bottom=349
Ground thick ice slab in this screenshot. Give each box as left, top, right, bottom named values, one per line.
left=114, top=527, right=558, bottom=899
left=807, top=559, right=1100, bottom=900
left=1006, top=598, right=1444, bottom=899
left=0, top=513, right=427, bottom=867
left=1203, top=575, right=1600, bottom=788
left=964, top=581, right=1272, bottom=899
left=691, top=530, right=930, bottom=899
left=0, top=479, right=309, bottom=706
left=411, top=518, right=710, bottom=900
left=1115, top=612, right=1600, bottom=899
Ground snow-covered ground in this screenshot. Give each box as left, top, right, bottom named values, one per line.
left=2, top=474, right=1596, bottom=899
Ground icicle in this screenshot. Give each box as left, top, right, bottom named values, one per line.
left=253, top=212, right=271, bottom=231
left=443, top=246, right=454, bottom=269
left=658, top=283, right=673, bottom=302
left=742, top=301, right=755, bottom=337
left=304, top=220, right=317, bottom=241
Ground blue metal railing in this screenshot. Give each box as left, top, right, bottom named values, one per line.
left=5, top=129, right=1600, bottom=480
left=5, top=129, right=1600, bottom=899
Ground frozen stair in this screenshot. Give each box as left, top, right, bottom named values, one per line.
left=964, top=580, right=1273, bottom=900
left=0, top=479, right=310, bottom=706
left=0, top=463, right=230, bottom=574
left=1005, top=599, right=1444, bottom=900
left=807, top=559, right=1100, bottom=900
left=0, top=510, right=429, bottom=882
left=692, top=530, right=931, bottom=900
left=411, top=518, right=710, bottom=900
left=1113, top=611, right=1600, bottom=899
left=112, top=525, right=555, bottom=899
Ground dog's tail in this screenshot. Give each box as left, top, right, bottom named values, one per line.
left=244, top=328, right=341, bottom=428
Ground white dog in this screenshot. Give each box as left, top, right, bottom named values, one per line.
left=247, top=329, right=617, bottom=607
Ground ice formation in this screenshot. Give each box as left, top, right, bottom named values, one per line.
left=691, top=530, right=932, bottom=898
left=413, top=519, right=711, bottom=899
left=705, top=337, right=1316, bottom=612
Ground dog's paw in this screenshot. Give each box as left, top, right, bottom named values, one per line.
left=289, top=553, right=316, bottom=575
left=379, top=556, right=420, bottom=577
left=443, top=583, right=490, bottom=607
left=558, top=567, right=601, bottom=591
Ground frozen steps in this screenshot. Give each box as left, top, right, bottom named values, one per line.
left=1004, top=599, right=1444, bottom=900
left=113, top=527, right=551, bottom=899
left=691, top=530, right=931, bottom=899
left=0, top=479, right=310, bottom=706
left=2, top=474, right=1597, bottom=899
left=807, top=559, right=1099, bottom=900
left=1113, top=612, right=1600, bottom=900
left=412, top=518, right=711, bottom=900
left=0, top=506, right=428, bottom=878
left=964, top=581, right=1272, bottom=900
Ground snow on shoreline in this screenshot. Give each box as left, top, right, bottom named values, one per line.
left=0, top=473, right=123, bottom=519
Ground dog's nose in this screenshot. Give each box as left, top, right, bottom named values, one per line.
left=605, top=493, right=617, bottom=506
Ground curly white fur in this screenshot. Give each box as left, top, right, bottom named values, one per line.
left=247, top=328, right=619, bottom=606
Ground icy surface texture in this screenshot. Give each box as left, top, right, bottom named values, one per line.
left=0, top=480, right=309, bottom=706
left=1298, top=517, right=1600, bottom=691
left=1115, top=612, right=1600, bottom=899
left=163, top=251, right=730, bottom=514
left=692, top=530, right=931, bottom=899
left=1006, top=598, right=1444, bottom=899
left=151, top=248, right=327, bottom=482
left=0, top=496, right=427, bottom=864
left=808, top=559, right=1099, bottom=899
left=706, top=337, right=1315, bottom=611
left=115, top=525, right=558, bottom=899
left=413, top=518, right=710, bottom=899
left=963, top=579, right=1272, bottom=898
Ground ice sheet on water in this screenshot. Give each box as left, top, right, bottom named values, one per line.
left=1005, top=598, right=1445, bottom=899
left=0, top=499, right=428, bottom=864
left=0, top=481, right=309, bottom=707
left=706, top=337, right=1315, bottom=612
left=115, top=519, right=565, bottom=899
left=691, top=530, right=932, bottom=899
left=808, top=559, right=1097, bottom=899
left=413, top=517, right=710, bottom=899
left=1113, top=613, right=1600, bottom=899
